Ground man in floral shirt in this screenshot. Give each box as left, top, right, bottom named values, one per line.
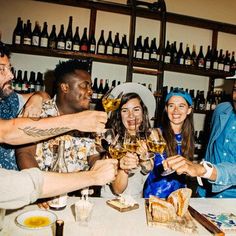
left=16, top=59, right=99, bottom=174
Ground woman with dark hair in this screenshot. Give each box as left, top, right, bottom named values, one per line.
left=101, top=92, right=153, bottom=198
left=143, top=88, right=195, bottom=198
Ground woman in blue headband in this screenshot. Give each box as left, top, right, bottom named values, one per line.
left=143, top=88, right=195, bottom=198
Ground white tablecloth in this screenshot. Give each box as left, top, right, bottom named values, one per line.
left=1, top=197, right=236, bottom=236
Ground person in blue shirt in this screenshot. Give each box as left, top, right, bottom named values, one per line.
left=163, top=80, right=236, bottom=198
left=144, top=88, right=195, bottom=198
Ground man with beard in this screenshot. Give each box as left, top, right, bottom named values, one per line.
left=163, top=79, right=236, bottom=198
left=0, top=41, right=50, bottom=170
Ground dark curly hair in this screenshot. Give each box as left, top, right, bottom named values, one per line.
left=107, top=93, right=151, bottom=137
left=0, top=41, right=11, bottom=58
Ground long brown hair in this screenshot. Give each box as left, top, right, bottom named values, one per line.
left=107, top=93, right=150, bottom=136
left=161, top=103, right=195, bottom=160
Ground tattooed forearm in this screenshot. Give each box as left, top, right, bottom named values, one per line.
left=19, top=126, right=70, bottom=137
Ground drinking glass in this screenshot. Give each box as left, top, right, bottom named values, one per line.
left=108, top=134, right=126, bottom=160
left=146, top=128, right=175, bottom=176
left=102, top=89, right=123, bottom=113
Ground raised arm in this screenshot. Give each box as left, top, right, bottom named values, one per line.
left=0, top=110, right=107, bottom=145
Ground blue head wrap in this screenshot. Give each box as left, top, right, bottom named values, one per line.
left=165, top=88, right=193, bottom=106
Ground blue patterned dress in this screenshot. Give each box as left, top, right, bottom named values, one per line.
left=0, top=92, right=22, bottom=170
left=143, top=133, right=186, bottom=198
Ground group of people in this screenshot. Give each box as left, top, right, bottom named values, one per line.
left=0, top=40, right=236, bottom=210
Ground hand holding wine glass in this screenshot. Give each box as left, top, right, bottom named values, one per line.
left=146, top=128, right=175, bottom=176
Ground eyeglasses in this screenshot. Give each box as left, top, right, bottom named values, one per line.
left=0, top=64, right=12, bottom=73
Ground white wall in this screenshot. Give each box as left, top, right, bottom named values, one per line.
left=0, top=0, right=236, bottom=131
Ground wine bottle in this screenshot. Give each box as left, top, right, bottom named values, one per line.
left=199, top=91, right=206, bottom=111
left=177, top=42, right=184, bottom=65
left=72, top=26, right=80, bottom=51
left=149, top=38, right=158, bottom=61
left=184, top=44, right=191, bottom=66
left=65, top=16, right=73, bottom=50
left=40, top=22, right=48, bottom=48
left=113, top=33, right=121, bottom=56
left=103, top=79, right=110, bottom=94
left=15, top=70, right=23, bottom=93
left=12, top=17, right=23, bottom=45
left=170, top=41, right=178, bottom=64
left=49, top=141, right=68, bottom=211
left=111, top=79, right=116, bottom=88
left=191, top=45, right=197, bottom=67
left=35, top=72, right=43, bottom=91
left=217, top=49, right=224, bottom=71
left=120, top=34, right=128, bottom=57
left=22, top=71, right=29, bottom=94
left=28, top=71, right=36, bottom=93
left=230, top=51, right=236, bottom=74
left=89, top=31, right=96, bottom=54
left=164, top=40, right=171, bottom=64
left=212, top=49, right=218, bottom=70
left=223, top=50, right=231, bottom=72
left=135, top=36, right=143, bottom=60
left=143, top=37, right=150, bottom=60
left=92, top=77, right=98, bottom=100
left=97, top=30, right=105, bottom=54
left=194, top=90, right=200, bottom=111
left=80, top=27, right=89, bottom=52
left=32, top=21, right=41, bottom=47
left=105, top=31, right=113, bottom=55
left=48, top=25, right=57, bottom=49
left=204, top=45, right=212, bottom=70
left=197, top=45, right=205, bottom=68
left=57, top=24, right=65, bottom=50
left=97, top=79, right=104, bottom=99
left=23, top=20, right=32, bottom=46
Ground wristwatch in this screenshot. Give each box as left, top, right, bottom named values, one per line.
left=200, top=160, right=214, bottom=179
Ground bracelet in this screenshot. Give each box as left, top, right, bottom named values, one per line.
left=200, top=161, right=214, bottom=179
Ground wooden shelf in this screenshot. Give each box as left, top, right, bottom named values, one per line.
left=36, top=0, right=236, bottom=34
left=8, top=45, right=233, bottom=78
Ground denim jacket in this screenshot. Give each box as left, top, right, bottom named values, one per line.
left=198, top=102, right=236, bottom=198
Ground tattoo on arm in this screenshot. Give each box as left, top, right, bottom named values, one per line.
left=19, top=126, right=70, bottom=137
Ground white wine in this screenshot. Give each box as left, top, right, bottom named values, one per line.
left=109, top=147, right=126, bottom=159
left=123, top=143, right=139, bottom=153
left=147, top=139, right=166, bottom=153
left=102, top=98, right=121, bottom=113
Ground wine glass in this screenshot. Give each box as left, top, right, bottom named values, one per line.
left=146, top=128, right=175, bottom=176
left=108, top=134, right=126, bottom=160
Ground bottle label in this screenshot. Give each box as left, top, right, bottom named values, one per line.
left=198, top=59, right=204, bottom=68
left=218, top=63, right=224, bottom=71
left=22, top=84, right=28, bottom=92
left=92, top=92, right=98, bottom=99
left=57, top=41, right=65, bottom=50
left=23, top=37, right=31, bottom=45
left=121, top=48, right=128, bottom=56
left=35, top=85, right=41, bottom=92
left=143, top=52, right=149, bottom=60
left=185, top=59, right=191, bottom=65
left=224, top=65, right=230, bottom=72
left=73, top=44, right=80, bottom=51
left=15, top=35, right=21, bottom=45
left=106, top=46, right=113, bottom=55
left=15, top=84, right=22, bottom=92
left=90, top=44, right=96, bottom=53
left=40, top=38, right=48, bottom=48
left=113, top=47, right=120, bottom=54
left=150, top=53, right=157, bottom=60
left=32, top=36, right=40, bottom=46
left=206, top=102, right=211, bottom=111
left=136, top=51, right=142, bottom=59
left=97, top=93, right=103, bottom=99
left=65, top=40, right=72, bottom=50
left=49, top=41, right=56, bottom=49
left=164, top=55, right=171, bottom=63
left=48, top=194, right=68, bottom=209
left=213, top=61, right=218, bottom=70
left=199, top=103, right=206, bottom=111
left=98, top=45, right=105, bottom=54
left=179, top=58, right=184, bottom=65
left=80, top=44, right=88, bottom=52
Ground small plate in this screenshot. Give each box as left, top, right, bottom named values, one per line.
left=15, top=210, right=57, bottom=229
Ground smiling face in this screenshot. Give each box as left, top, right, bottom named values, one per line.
left=61, top=69, right=93, bottom=113
left=166, top=95, right=192, bottom=130
left=120, top=98, right=143, bottom=134
left=0, top=55, right=14, bottom=99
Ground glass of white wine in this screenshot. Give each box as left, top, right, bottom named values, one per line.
left=146, top=128, right=175, bottom=176
left=108, top=134, right=126, bottom=160
left=102, top=89, right=123, bottom=113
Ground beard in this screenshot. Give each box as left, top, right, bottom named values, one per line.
left=0, top=82, right=13, bottom=99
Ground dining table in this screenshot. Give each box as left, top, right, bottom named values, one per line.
left=0, top=197, right=236, bottom=236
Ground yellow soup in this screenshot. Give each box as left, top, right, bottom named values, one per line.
left=24, top=216, right=51, bottom=228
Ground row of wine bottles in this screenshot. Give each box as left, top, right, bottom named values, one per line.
left=160, top=41, right=236, bottom=73
left=162, top=86, right=229, bottom=112
left=12, top=69, right=44, bottom=94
